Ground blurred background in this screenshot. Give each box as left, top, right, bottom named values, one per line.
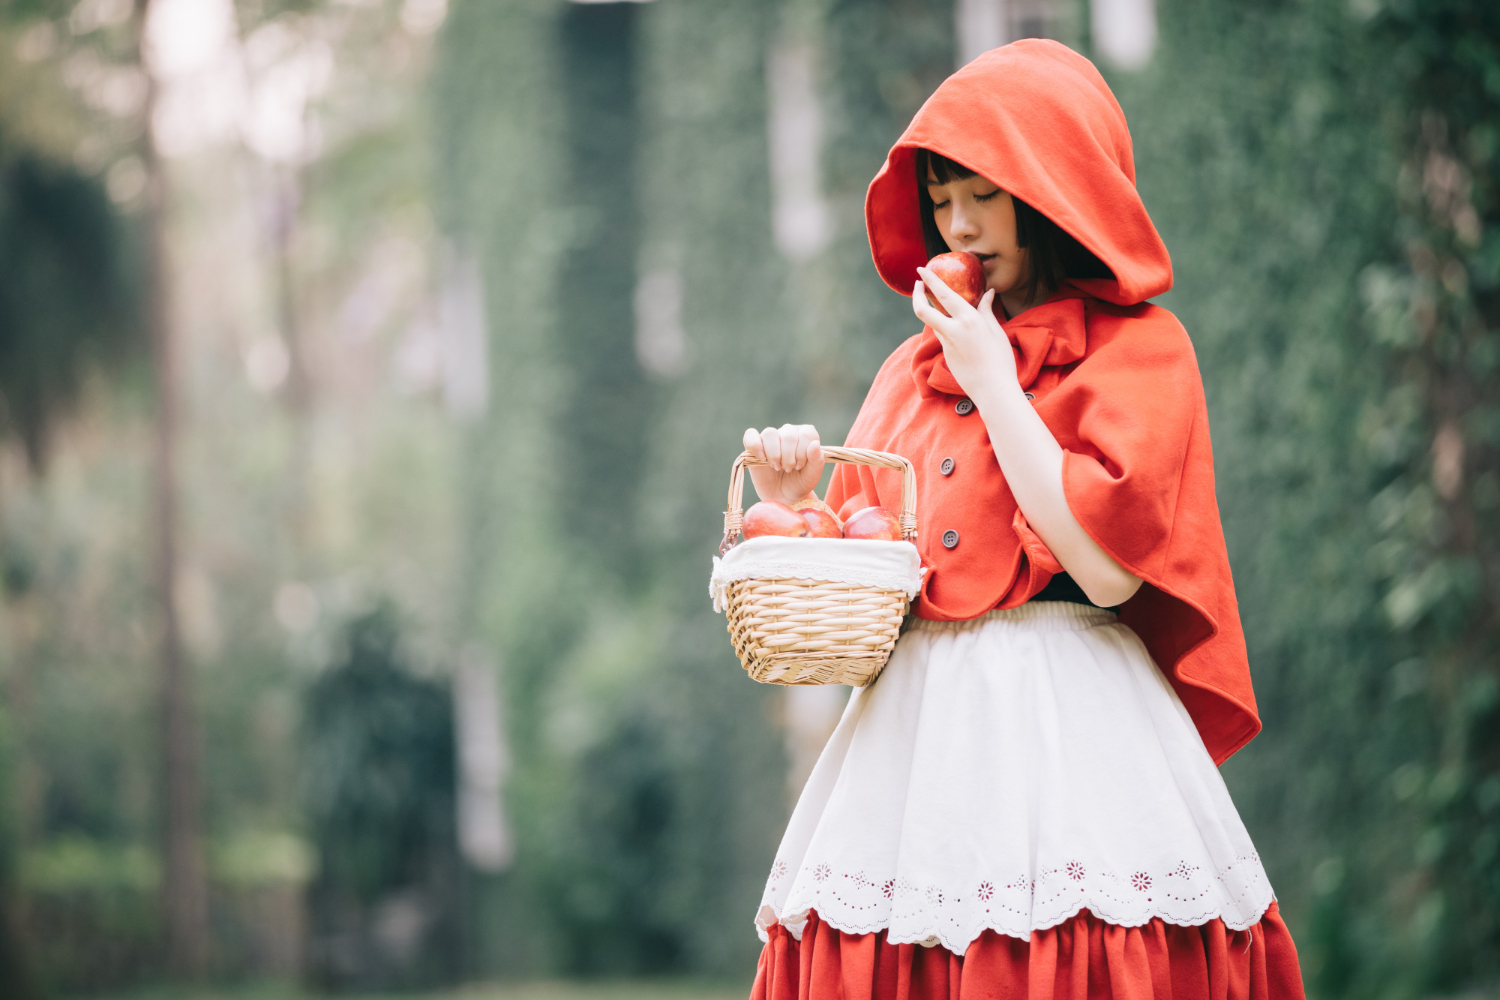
left=0, top=0, right=1496, bottom=997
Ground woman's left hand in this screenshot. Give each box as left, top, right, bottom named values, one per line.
left=913, top=266, right=1020, bottom=401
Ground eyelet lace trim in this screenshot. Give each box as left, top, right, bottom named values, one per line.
left=757, top=852, right=1275, bottom=952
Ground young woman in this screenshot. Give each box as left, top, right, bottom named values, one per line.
left=740, top=40, right=1306, bottom=998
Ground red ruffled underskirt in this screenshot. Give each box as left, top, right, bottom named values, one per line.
left=752, top=903, right=1305, bottom=1000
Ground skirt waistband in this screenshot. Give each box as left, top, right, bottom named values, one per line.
left=907, top=601, right=1119, bottom=633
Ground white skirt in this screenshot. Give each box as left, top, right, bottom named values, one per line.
left=755, top=601, right=1276, bottom=957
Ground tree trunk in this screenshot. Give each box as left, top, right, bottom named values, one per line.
left=0, top=900, right=38, bottom=1000
left=136, top=0, right=209, bottom=978
left=0, top=595, right=41, bottom=998
left=267, top=164, right=314, bottom=554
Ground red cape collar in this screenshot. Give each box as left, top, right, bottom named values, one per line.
left=912, top=290, right=1089, bottom=397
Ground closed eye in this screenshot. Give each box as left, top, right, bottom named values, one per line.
left=975, top=189, right=1000, bottom=202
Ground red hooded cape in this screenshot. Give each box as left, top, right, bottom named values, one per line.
left=826, top=39, right=1259, bottom=765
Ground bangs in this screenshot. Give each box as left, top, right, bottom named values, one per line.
left=916, top=148, right=976, bottom=186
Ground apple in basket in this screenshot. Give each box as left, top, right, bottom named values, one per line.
left=742, top=500, right=808, bottom=539
left=843, top=506, right=902, bottom=541
left=923, top=251, right=986, bottom=316
left=800, top=507, right=843, bottom=538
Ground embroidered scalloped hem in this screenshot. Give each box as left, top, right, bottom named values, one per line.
left=751, top=904, right=1306, bottom=1000
left=759, top=849, right=1277, bottom=954
left=756, top=883, right=1277, bottom=953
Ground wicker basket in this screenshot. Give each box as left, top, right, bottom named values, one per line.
left=718, top=446, right=918, bottom=687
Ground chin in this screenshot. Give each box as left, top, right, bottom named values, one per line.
left=988, top=265, right=1024, bottom=294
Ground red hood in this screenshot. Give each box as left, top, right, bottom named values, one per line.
left=865, top=38, right=1171, bottom=306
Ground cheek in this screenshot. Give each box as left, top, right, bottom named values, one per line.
left=935, top=214, right=962, bottom=251
left=988, top=204, right=1020, bottom=252
left=984, top=251, right=1027, bottom=293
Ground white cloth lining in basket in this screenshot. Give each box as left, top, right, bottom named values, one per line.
left=710, top=536, right=925, bottom=614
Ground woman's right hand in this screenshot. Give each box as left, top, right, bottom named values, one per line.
left=743, top=424, right=825, bottom=506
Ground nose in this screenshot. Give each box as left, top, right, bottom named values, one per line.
left=946, top=199, right=980, bottom=245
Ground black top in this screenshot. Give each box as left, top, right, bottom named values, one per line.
left=1028, top=571, right=1119, bottom=612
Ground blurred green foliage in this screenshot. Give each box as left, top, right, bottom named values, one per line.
left=1374, top=1, right=1500, bottom=990
left=1118, top=0, right=1500, bottom=994
left=0, top=150, right=139, bottom=467
left=86, top=980, right=751, bottom=1000
left=304, top=610, right=454, bottom=905
left=0, top=0, right=460, bottom=990
left=302, top=607, right=459, bottom=989
left=435, top=0, right=795, bottom=976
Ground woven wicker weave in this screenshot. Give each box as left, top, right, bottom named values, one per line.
left=720, top=446, right=918, bottom=687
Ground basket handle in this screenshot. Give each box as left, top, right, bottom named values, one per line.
left=721, top=446, right=917, bottom=554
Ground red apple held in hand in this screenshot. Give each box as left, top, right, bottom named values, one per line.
left=842, top=506, right=903, bottom=541
left=743, top=500, right=809, bottom=539
left=800, top=507, right=843, bottom=538
left=923, top=251, right=986, bottom=316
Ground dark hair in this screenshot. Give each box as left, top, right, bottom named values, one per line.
left=915, top=148, right=1113, bottom=310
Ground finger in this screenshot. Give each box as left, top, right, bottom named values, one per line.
left=800, top=426, right=821, bottom=471
left=784, top=424, right=809, bottom=470
left=916, top=265, right=969, bottom=316
left=913, top=282, right=958, bottom=334
left=912, top=280, right=947, bottom=327
left=778, top=424, right=802, bottom=469
left=761, top=426, right=783, bottom=471
left=913, top=283, right=956, bottom=348
left=742, top=427, right=763, bottom=460
left=802, top=425, right=823, bottom=479
left=912, top=263, right=960, bottom=310
left=978, top=289, right=1003, bottom=332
